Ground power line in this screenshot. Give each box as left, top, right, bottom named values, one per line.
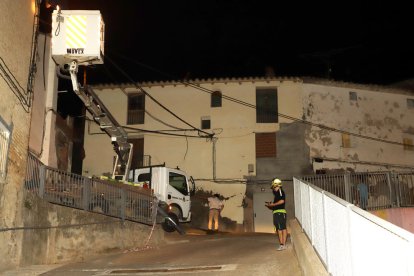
left=122, top=126, right=207, bottom=138
left=109, top=50, right=409, bottom=147
left=104, top=54, right=214, bottom=139
left=85, top=117, right=205, bottom=139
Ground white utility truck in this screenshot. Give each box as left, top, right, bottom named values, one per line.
left=130, top=166, right=195, bottom=232
left=50, top=8, right=194, bottom=233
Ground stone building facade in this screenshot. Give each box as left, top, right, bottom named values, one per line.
left=0, top=0, right=38, bottom=270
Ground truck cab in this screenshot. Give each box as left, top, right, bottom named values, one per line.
left=130, top=166, right=194, bottom=231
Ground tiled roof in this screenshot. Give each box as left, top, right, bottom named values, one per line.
left=91, top=76, right=414, bottom=95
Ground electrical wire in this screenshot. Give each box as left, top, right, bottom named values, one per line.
left=122, top=126, right=206, bottom=138
left=145, top=110, right=184, bottom=130
left=109, top=51, right=411, bottom=148
left=0, top=57, right=30, bottom=113
left=104, top=54, right=214, bottom=139
left=84, top=114, right=204, bottom=139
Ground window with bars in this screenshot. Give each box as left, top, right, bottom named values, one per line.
left=0, top=118, right=11, bottom=180
left=127, top=93, right=145, bottom=125
left=256, top=88, right=278, bottom=123
left=211, top=91, right=222, bottom=107
left=349, top=91, right=357, bottom=101
left=201, top=116, right=211, bottom=129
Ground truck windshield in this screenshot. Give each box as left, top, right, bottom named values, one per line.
left=169, top=172, right=188, bottom=195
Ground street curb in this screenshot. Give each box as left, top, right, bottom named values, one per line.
left=289, top=219, right=328, bottom=276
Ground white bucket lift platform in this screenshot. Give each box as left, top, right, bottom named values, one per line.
left=51, top=9, right=104, bottom=66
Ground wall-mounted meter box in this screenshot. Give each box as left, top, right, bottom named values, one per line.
left=51, top=10, right=104, bottom=66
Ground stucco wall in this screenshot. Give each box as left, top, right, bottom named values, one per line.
left=0, top=191, right=164, bottom=272
left=0, top=0, right=36, bottom=269
left=303, top=83, right=414, bottom=171
left=83, top=79, right=303, bottom=229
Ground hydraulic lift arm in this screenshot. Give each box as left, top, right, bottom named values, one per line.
left=68, top=61, right=132, bottom=181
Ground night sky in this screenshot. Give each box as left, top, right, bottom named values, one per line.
left=47, top=1, right=413, bottom=85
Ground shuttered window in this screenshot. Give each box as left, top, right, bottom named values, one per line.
left=255, top=132, right=276, bottom=157
left=342, top=133, right=351, bottom=148
left=403, top=138, right=414, bottom=151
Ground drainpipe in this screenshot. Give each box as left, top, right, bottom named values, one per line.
left=212, top=138, right=217, bottom=181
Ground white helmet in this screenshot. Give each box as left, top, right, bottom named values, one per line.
left=271, top=178, right=282, bottom=188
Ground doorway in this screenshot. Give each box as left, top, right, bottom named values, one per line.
left=253, top=192, right=275, bottom=233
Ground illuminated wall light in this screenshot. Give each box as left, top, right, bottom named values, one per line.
left=31, top=0, right=36, bottom=13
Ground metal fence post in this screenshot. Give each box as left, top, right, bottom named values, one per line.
left=344, top=172, right=351, bottom=203
left=121, top=189, right=126, bottom=221
left=82, top=178, right=91, bottom=211
left=395, top=172, right=401, bottom=207
left=39, top=165, right=46, bottom=198
left=387, top=171, right=399, bottom=207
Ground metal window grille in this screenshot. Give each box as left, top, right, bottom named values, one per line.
left=201, top=116, right=210, bottom=129
left=256, top=88, right=278, bottom=123
left=0, top=120, right=11, bottom=180
left=127, top=93, right=145, bottom=124
left=349, top=91, right=358, bottom=101
left=211, top=91, right=222, bottom=107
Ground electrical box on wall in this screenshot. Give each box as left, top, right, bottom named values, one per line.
left=51, top=9, right=104, bottom=66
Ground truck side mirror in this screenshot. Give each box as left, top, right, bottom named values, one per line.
left=189, top=176, right=196, bottom=196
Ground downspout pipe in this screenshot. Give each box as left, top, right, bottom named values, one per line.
left=212, top=137, right=218, bottom=181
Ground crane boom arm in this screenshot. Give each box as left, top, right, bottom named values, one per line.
left=69, top=61, right=132, bottom=181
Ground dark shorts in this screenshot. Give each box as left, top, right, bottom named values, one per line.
left=273, top=212, right=287, bottom=231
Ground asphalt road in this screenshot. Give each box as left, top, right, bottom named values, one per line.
left=36, top=227, right=301, bottom=276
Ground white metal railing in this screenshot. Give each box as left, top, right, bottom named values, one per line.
left=294, top=177, right=414, bottom=276
left=301, top=171, right=414, bottom=210
left=0, top=122, right=11, bottom=180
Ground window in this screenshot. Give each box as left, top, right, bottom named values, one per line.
left=403, top=138, right=414, bottom=151
left=0, top=117, right=11, bottom=180
left=211, top=91, right=222, bottom=107
left=169, top=172, right=188, bottom=195
left=407, top=99, right=414, bottom=109
left=349, top=91, right=357, bottom=101
left=127, top=93, right=145, bottom=124
left=137, top=173, right=151, bottom=183
left=128, top=138, right=144, bottom=170
left=201, top=116, right=211, bottom=129
left=256, top=88, right=278, bottom=123
left=342, top=133, right=351, bottom=148
left=255, top=132, right=276, bottom=157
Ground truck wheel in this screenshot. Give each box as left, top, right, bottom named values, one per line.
left=162, top=212, right=179, bottom=232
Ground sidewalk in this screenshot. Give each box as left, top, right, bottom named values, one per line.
left=1, top=264, right=63, bottom=276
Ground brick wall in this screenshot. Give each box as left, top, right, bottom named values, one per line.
left=0, top=0, right=36, bottom=270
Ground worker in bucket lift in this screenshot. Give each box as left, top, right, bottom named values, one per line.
left=265, top=178, right=287, bottom=251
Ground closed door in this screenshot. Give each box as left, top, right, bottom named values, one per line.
left=253, top=192, right=275, bottom=233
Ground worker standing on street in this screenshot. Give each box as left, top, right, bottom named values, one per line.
left=265, top=178, right=287, bottom=251
left=208, top=194, right=224, bottom=232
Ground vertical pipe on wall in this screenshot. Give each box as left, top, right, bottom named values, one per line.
left=212, top=138, right=217, bottom=180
